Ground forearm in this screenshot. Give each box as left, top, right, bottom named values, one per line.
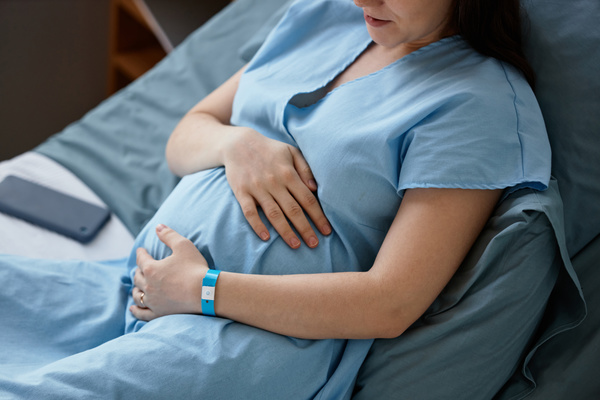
left=214, top=269, right=405, bottom=340
left=211, top=188, right=500, bottom=340
left=166, top=112, right=244, bottom=177
left=166, top=65, right=247, bottom=177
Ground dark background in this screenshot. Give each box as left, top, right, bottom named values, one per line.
left=0, top=0, right=228, bottom=161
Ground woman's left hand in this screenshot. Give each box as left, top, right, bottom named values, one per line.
left=130, top=224, right=209, bottom=321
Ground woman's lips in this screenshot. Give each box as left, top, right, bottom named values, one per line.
left=364, top=11, right=390, bottom=27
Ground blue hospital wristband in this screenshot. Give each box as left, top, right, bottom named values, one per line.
left=201, top=269, right=221, bottom=316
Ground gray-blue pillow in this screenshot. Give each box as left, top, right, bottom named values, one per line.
left=523, top=0, right=600, bottom=256
left=353, top=181, right=585, bottom=399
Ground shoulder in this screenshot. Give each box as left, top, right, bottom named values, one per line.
left=416, top=37, right=542, bottom=127
left=410, top=42, right=547, bottom=152
left=397, top=39, right=551, bottom=193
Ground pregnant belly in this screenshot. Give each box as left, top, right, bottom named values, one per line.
left=130, top=169, right=360, bottom=276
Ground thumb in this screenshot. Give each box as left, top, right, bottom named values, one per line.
left=155, top=224, right=187, bottom=250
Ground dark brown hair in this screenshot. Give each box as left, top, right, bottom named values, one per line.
left=451, top=0, right=535, bottom=89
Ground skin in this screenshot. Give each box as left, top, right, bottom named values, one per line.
left=130, top=0, right=502, bottom=340
left=356, top=0, right=457, bottom=59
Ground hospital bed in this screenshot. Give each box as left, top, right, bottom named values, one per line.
left=0, top=0, right=598, bottom=398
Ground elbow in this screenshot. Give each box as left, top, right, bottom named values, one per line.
left=164, top=139, right=183, bottom=177
left=366, top=281, right=426, bottom=339
left=164, top=125, right=190, bottom=178
left=360, top=300, right=414, bottom=339
left=373, top=312, right=412, bottom=339
left=371, top=294, right=435, bottom=339
left=363, top=266, right=440, bottom=339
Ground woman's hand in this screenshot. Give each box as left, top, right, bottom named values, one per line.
left=223, top=128, right=332, bottom=249
left=130, top=224, right=209, bottom=321
left=166, top=65, right=330, bottom=248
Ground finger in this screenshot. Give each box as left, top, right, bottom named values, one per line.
left=257, top=194, right=302, bottom=249
left=131, top=287, right=148, bottom=309
left=275, top=191, right=321, bottom=248
left=133, top=267, right=147, bottom=291
left=129, top=305, right=155, bottom=321
left=135, top=247, right=154, bottom=274
left=284, top=149, right=331, bottom=237
left=288, top=184, right=332, bottom=237
left=155, top=224, right=191, bottom=252
left=236, top=193, right=271, bottom=241
left=289, top=147, right=318, bottom=191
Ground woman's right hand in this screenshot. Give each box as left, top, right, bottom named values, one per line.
left=222, top=127, right=331, bottom=249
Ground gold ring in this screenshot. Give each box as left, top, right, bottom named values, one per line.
left=140, top=291, right=146, bottom=308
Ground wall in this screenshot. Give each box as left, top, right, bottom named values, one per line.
left=0, top=0, right=110, bottom=161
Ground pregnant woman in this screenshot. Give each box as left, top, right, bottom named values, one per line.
left=0, top=0, right=554, bottom=398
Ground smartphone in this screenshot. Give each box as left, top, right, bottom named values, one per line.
left=0, top=175, right=111, bottom=243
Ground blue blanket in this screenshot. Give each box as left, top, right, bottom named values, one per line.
left=0, top=247, right=369, bottom=399
left=0, top=180, right=584, bottom=399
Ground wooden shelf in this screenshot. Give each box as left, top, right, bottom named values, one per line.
left=112, top=47, right=166, bottom=81
left=119, top=0, right=151, bottom=29
left=108, top=0, right=167, bottom=94
left=107, top=0, right=232, bottom=95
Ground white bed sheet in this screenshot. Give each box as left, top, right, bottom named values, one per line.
left=0, top=152, right=134, bottom=260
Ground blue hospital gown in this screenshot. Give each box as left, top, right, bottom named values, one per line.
left=0, top=0, right=551, bottom=398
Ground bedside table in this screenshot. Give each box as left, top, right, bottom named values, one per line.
left=107, top=0, right=230, bottom=94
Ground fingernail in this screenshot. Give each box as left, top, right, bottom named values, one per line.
left=308, top=236, right=318, bottom=248
left=290, top=237, right=301, bottom=248
left=322, top=224, right=332, bottom=235
left=156, top=224, right=166, bottom=232
left=308, top=179, right=317, bottom=190
left=260, top=231, right=270, bottom=241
